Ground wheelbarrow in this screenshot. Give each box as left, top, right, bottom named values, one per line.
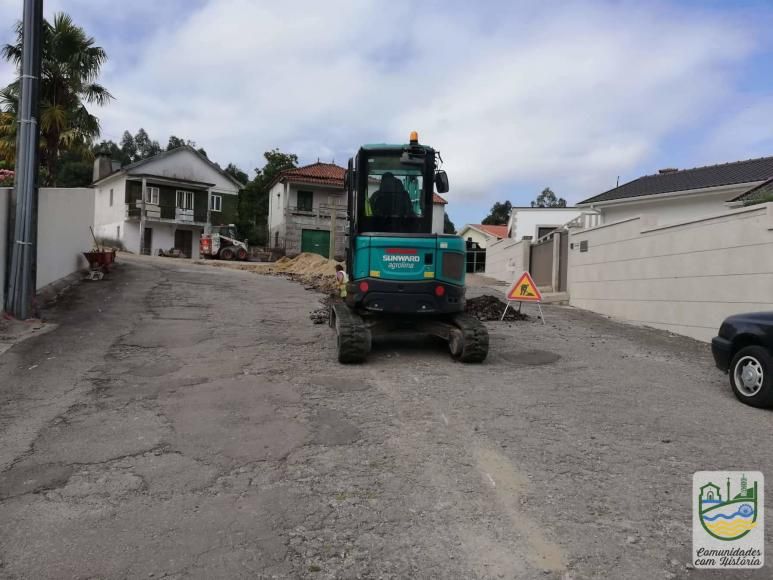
left=83, top=249, right=116, bottom=280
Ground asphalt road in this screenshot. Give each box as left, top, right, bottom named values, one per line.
left=0, top=254, right=771, bottom=579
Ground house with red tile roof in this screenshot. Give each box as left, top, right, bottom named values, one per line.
left=267, top=162, right=450, bottom=258
left=267, top=162, right=347, bottom=258
left=457, top=223, right=508, bottom=249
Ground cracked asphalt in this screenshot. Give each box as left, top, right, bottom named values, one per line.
left=0, top=254, right=771, bottom=579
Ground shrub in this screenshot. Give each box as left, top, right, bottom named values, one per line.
left=0, top=168, right=14, bottom=187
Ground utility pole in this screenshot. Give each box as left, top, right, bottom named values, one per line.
left=5, top=0, right=43, bottom=319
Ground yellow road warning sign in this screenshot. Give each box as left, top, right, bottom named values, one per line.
left=506, top=272, right=542, bottom=302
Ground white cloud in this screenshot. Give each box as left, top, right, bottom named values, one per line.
left=701, top=98, right=773, bottom=163
left=0, top=0, right=768, bottom=221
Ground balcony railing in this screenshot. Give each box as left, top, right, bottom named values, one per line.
left=287, top=203, right=347, bottom=218
left=126, top=202, right=207, bottom=224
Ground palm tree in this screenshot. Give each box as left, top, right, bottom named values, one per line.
left=0, top=13, right=112, bottom=184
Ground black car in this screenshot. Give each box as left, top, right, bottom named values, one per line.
left=712, top=312, right=773, bottom=408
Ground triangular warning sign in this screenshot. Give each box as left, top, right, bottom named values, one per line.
left=506, top=272, right=542, bottom=302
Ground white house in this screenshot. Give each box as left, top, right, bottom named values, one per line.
left=267, top=162, right=450, bottom=259
left=267, top=162, right=348, bottom=258
left=432, top=193, right=448, bottom=234
left=92, top=146, right=244, bottom=258
left=457, top=224, right=508, bottom=249
left=507, top=207, right=585, bottom=241
left=576, top=156, right=773, bottom=226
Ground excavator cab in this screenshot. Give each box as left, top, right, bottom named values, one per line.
left=329, top=132, right=489, bottom=363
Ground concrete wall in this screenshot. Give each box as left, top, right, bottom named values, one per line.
left=93, top=178, right=128, bottom=246
left=508, top=208, right=582, bottom=241
left=484, top=237, right=530, bottom=283
left=140, top=223, right=202, bottom=259
left=0, top=188, right=9, bottom=308
left=568, top=203, right=773, bottom=342
left=37, top=188, right=96, bottom=290
left=432, top=203, right=445, bottom=234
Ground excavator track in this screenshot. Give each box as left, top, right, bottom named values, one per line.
left=449, top=313, right=489, bottom=363
left=331, top=303, right=371, bottom=364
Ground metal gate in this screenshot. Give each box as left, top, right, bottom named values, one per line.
left=529, top=234, right=554, bottom=288
left=301, top=229, right=330, bottom=258
left=558, top=231, right=568, bottom=292
left=528, top=231, right=569, bottom=291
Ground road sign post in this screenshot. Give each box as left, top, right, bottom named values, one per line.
left=502, top=271, right=545, bottom=324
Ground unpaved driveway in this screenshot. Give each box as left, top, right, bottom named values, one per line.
left=0, top=254, right=770, bottom=579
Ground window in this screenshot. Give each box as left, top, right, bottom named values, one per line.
left=297, top=190, right=313, bottom=212
left=176, top=190, right=194, bottom=210
left=109, top=188, right=114, bottom=207
left=144, top=186, right=159, bottom=204
left=360, top=153, right=426, bottom=234
left=209, top=194, right=222, bottom=212
left=537, top=226, right=557, bottom=239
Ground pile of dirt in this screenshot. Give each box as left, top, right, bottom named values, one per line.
left=271, top=253, right=341, bottom=293
left=465, top=295, right=528, bottom=321
left=197, top=253, right=343, bottom=293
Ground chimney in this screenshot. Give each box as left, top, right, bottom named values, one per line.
left=658, top=168, right=679, bottom=175
left=93, top=152, right=114, bottom=182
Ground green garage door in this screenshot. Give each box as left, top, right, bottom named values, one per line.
left=301, top=229, right=330, bottom=258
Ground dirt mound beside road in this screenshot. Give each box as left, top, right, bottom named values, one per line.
left=198, top=253, right=342, bottom=293
left=466, top=295, right=528, bottom=321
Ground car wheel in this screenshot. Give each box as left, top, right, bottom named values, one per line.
left=220, top=248, right=235, bottom=261
left=729, top=346, right=773, bottom=408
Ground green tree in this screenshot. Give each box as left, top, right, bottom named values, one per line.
left=225, top=163, right=248, bottom=185
left=166, top=135, right=206, bottom=157
left=94, top=139, right=130, bottom=166
left=134, top=128, right=161, bottom=160
left=481, top=200, right=511, bottom=225
left=55, top=149, right=92, bottom=187
left=530, top=187, right=566, bottom=208
left=119, top=131, right=136, bottom=162
left=166, top=135, right=188, bottom=150
left=238, top=149, right=298, bottom=245
left=1, top=13, right=112, bottom=184
left=443, top=213, right=456, bottom=234
left=116, top=128, right=161, bottom=163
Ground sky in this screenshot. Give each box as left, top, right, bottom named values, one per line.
left=1, top=0, right=773, bottom=227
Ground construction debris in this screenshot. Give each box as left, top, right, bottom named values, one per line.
left=465, top=295, right=528, bottom=321
left=198, top=256, right=526, bottom=323
left=196, top=252, right=343, bottom=293
left=310, top=307, right=330, bottom=324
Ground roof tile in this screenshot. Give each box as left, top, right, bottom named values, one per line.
left=469, top=224, right=508, bottom=238
left=279, top=162, right=345, bottom=187
left=579, top=155, right=773, bottom=205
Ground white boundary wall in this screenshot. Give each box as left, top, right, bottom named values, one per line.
left=568, top=203, right=773, bottom=342
left=0, top=188, right=9, bottom=308
left=1, top=187, right=95, bottom=308
left=484, top=237, right=530, bottom=283
left=38, top=188, right=95, bottom=289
